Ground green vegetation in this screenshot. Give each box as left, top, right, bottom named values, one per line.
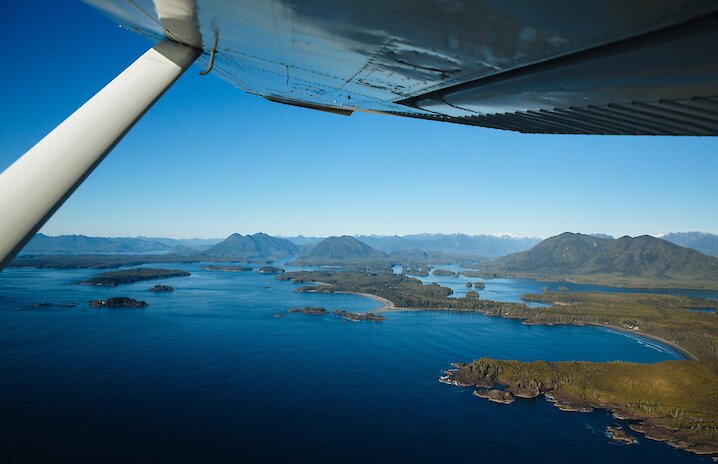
left=448, top=358, right=718, bottom=455
left=513, top=292, right=718, bottom=360
left=277, top=271, right=519, bottom=312
left=258, top=266, right=285, bottom=274
left=461, top=270, right=483, bottom=278
left=333, top=310, right=385, bottom=322
left=432, top=269, right=457, bottom=277
left=286, top=306, right=328, bottom=315
left=149, top=285, right=173, bottom=292
left=403, top=264, right=430, bottom=276
left=202, top=265, right=252, bottom=272
left=79, top=268, right=191, bottom=286
left=204, top=232, right=298, bottom=258
left=88, top=297, right=148, bottom=308
left=481, top=232, right=718, bottom=290
left=404, top=269, right=430, bottom=277
left=292, top=236, right=387, bottom=266
left=284, top=270, right=718, bottom=456
left=439, top=290, right=718, bottom=457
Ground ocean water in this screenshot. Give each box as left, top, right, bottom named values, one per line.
left=0, top=263, right=711, bottom=463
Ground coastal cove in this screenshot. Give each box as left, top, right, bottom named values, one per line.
left=0, top=262, right=712, bottom=463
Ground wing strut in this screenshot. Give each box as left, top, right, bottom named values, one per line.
left=0, top=40, right=201, bottom=270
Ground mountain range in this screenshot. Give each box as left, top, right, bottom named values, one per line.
left=661, top=232, right=718, bottom=257
left=485, top=232, right=718, bottom=286
left=22, top=234, right=193, bottom=254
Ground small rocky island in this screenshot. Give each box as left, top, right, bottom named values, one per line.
left=202, top=265, right=252, bottom=272
left=79, top=268, right=190, bottom=286
left=88, top=297, right=148, bottom=308
left=606, top=426, right=638, bottom=444
left=258, top=266, right=285, bottom=274
left=333, top=310, right=385, bottom=322
left=26, top=302, right=79, bottom=309
left=149, top=284, right=173, bottom=292
left=461, top=270, right=483, bottom=278
left=403, top=267, right=430, bottom=277
left=287, top=306, right=328, bottom=315
left=277, top=307, right=384, bottom=322
left=432, top=269, right=457, bottom=277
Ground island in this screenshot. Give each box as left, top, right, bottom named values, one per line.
left=403, top=266, right=430, bottom=277
left=333, top=310, right=385, bottom=322
left=26, top=302, right=79, bottom=309
left=461, top=270, right=483, bottom=278
left=202, top=265, right=252, bottom=272
left=258, top=266, right=285, bottom=274
left=88, top=297, right=148, bottom=308
left=432, top=269, right=457, bottom=277
left=286, top=306, right=328, bottom=315
left=79, top=268, right=190, bottom=286
left=149, top=285, right=173, bottom=292
left=606, top=426, right=638, bottom=445
left=465, top=282, right=473, bottom=288
left=474, top=281, right=485, bottom=289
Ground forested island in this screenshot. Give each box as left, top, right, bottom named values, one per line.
left=202, top=265, right=252, bottom=272
left=88, top=297, right=148, bottom=308
left=258, top=266, right=285, bottom=274
left=277, top=306, right=384, bottom=322
left=432, top=269, right=456, bottom=277
left=79, top=268, right=191, bottom=286
left=149, top=285, right=173, bottom=292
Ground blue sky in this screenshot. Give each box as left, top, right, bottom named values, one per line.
left=2, top=1, right=717, bottom=239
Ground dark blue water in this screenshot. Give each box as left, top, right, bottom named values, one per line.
left=0, top=263, right=710, bottom=463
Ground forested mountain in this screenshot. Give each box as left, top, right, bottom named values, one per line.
left=299, top=236, right=387, bottom=263
left=204, top=232, right=298, bottom=258
left=489, top=232, right=718, bottom=284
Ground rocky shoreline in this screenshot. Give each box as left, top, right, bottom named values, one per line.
left=439, top=365, right=718, bottom=457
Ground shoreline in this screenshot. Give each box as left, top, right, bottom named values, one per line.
left=351, top=292, right=700, bottom=361
left=339, top=292, right=394, bottom=311
left=594, top=324, right=698, bottom=361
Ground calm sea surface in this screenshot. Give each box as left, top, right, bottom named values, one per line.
left=0, top=263, right=711, bottom=463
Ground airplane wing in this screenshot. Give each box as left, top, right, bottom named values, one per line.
left=85, top=0, right=718, bottom=135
